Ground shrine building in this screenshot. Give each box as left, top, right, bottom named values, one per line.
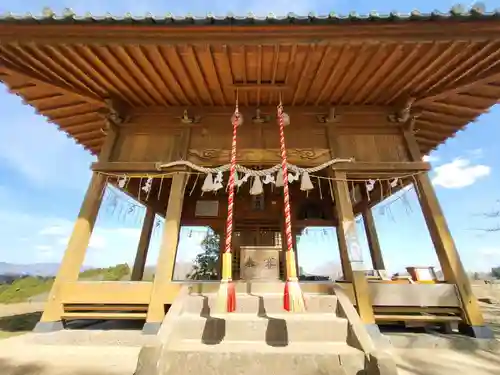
left=0, top=8, right=497, bottom=342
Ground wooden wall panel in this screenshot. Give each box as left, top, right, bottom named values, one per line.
left=112, top=132, right=172, bottom=162
left=334, top=133, right=409, bottom=162
left=111, top=116, right=190, bottom=162
left=114, top=108, right=408, bottom=165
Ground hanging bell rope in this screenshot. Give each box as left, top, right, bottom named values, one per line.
left=216, top=90, right=240, bottom=313
left=276, top=95, right=306, bottom=313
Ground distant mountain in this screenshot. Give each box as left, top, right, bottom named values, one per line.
left=0, top=262, right=92, bottom=277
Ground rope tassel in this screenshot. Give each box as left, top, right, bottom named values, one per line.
left=217, top=253, right=236, bottom=312
left=276, top=102, right=306, bottom=313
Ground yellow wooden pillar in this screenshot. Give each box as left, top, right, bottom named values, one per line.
left=362, top=207, right=386, bottom=270
left=402, top=130, right=492, bottom=338
left=332, top=171, right=362, bottom=281
left=335, top=225, right=353, bottom=281
left=331, top=171, right=379, bottom=334
left=210, top=225, right=224, bottom=280
left=35, top=126, right=117, bottom=332
left=130, top=207, right=156, bottom=281
left=143, top=173, right=186, bottom=334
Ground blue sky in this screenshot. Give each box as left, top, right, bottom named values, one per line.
left=1, top=1, right=500, bottom=278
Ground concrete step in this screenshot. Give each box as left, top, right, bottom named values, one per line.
left=182, top=293, right=338, bottom=315
left=158, top=340, right=365, bottom=375
left=25, top=330, right=158, bottom=347
left=172, top=313, right=349, bottom=343
left=0, top=341, right=141, bottom=375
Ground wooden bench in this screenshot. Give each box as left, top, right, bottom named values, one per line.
left=373, top=306, right=461, bottom=315
left=374, top=314, right=461, bottom=323
left=61, top=303, right=149, bottom=320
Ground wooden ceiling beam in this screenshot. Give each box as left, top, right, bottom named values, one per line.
left=419, top=108, right=470, bottom=124
left=424, top=101, right=484, bottom=116
left=414, top=136, right=436, bottom=146
left=0, top=57, right=104, bottom=106
left=60, top=121, right=104, bottom=135
left=3, top=21, right=500, bottom=45
left=86, top=138, right=104, bottom=147
left=414, top=128, right=450, bottom=140
left=127, top=105, right=392, bottom=118
left=91, top=161, right=430, bottom=174
left=228, top=83, right=291, bottom=91
left=416, top=118, right=459, bottom=130
left=415, top=64, right=500, bottom=106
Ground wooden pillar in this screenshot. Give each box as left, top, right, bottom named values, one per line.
left=332, top=171, right=361, bottom=281
left=35, top=126, right=117, bottom=332
left=130, top=207, right=156, bottom=281
left=332, top=170, right=377, bottom=330
left=293, top=228, right=300, bottom=278
left=327, top=131, right=357, bottom=281
left=362, top=207, right=386, bottom=270
left=144, top=173, right=186, bottom=334
left=212, top=225, right=225, bottom=280
left=402, top=130, right=492, bottom=338
left=335, top=225, right=353, bottom=281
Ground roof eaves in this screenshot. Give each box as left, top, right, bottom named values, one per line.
left=1, top=5, right=500, bottom=26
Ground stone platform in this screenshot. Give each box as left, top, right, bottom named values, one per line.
left=135, top=284, right=397, bottom=375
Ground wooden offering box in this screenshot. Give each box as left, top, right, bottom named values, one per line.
left=240, top=246, right=281, bottom=281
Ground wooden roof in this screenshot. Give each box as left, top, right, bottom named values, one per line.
left=2, top=9, right=500, bottom=156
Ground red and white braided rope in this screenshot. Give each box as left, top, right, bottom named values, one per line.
left=277, top=105, right=294, bottom=255
left=224, top=110, right=239, bottom=256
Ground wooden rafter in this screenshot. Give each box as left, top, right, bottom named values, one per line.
left=415, top=63, right=500, bottom=106
left=0, top=57, right=104, bottom=106
left=0, top=35, right=498, bottom=156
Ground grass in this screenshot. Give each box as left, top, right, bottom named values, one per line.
left=0, top=312, right=41, bottom=339
left=0, top=277, right=54, bottom=304
left=0, top=264, right=132, bottom=339
left=0, top=264, right=131, bottom=304
left=79, top=263, right=131, bottom=281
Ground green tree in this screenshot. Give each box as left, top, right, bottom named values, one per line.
left=188, top=230, right=220, bottom=280
left=491, top=266, right=500, bottom=279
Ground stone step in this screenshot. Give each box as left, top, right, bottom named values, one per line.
left=0, top=341, right=141, bottom=375
left=25, top=330, right=158, bottom=347
left=158, top=340, right=365, bottom=375
left=182, top=293, right=338, bottom=315
left=172, top=313, right=349, bottom=343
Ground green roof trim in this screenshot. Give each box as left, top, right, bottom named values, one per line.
left=1, top=4, right=500, bottom=25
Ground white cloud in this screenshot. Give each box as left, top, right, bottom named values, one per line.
left=0, top=91, right=95, bottom=190
left=0, top=204, right=147, bottom=266
left=477, top=248, right=500, bottom=257
left=468, top=148, right=484, bottom=158
left=35, top=245, right=53, bottom=252
left=422, top=154, right=439, bottom=163
left=39, top=225, right=71, bottom=236
left=56, top=226, right=142, bottom=254
left=431, top=158, right=490, bottom=189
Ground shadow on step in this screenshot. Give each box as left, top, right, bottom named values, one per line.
left=198, top=295, right=290, bottom=347
left=200, top=296, right=225, bottom=345
left=257, top=296, right=289, bottom=347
